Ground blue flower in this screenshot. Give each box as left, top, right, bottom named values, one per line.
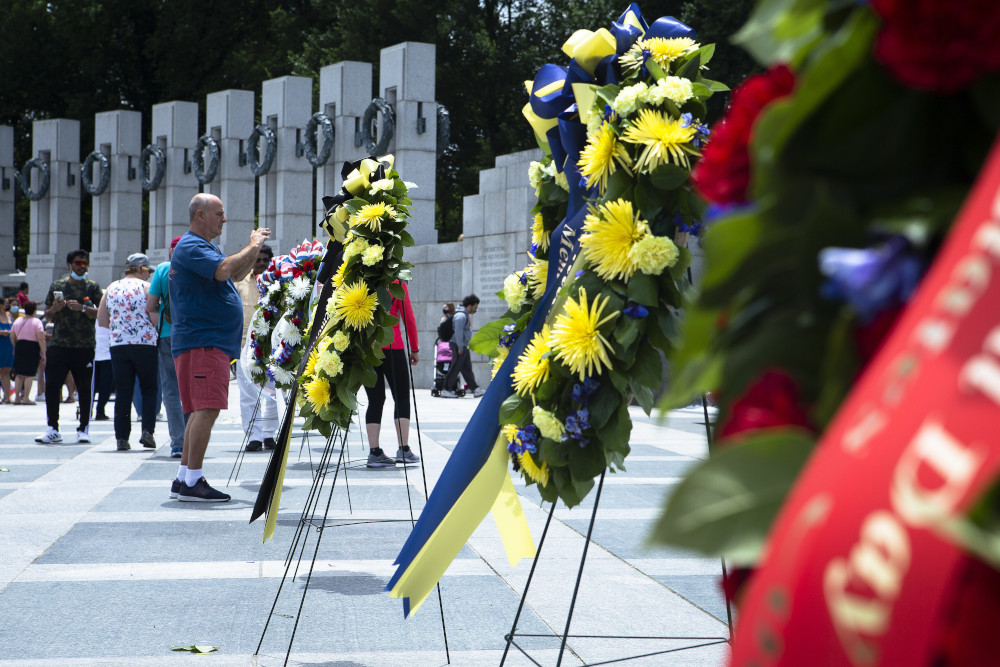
left=602, top=104, right=617, bottom=123
left=565, top=408, right=591, bottom=447
left=819, top=236, right=924, bottom=322
left=518, top=271, right=528, bottom=285
left=509, top=424, right=540, bottom=455
left=530, top=243, right=539, bottom=257
left=681, top=112, right=693, bottom=128
left=571, top=378, right=600, bottom=404
left=575, top=270, right=585, bottom=278
left=624, top=303, right=649, bottom=318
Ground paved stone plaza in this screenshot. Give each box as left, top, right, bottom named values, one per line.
left=0, top=382, right=729, bottom=666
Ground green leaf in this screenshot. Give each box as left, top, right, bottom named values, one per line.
left=469, top=318, right=513, bottom=355
left=499, top=393, right=531, bottom=424
left=0, top=467, right=9, bottom=472
left=387, top=282, right=404, bottom=300
left=397, top=269, right=412, bottom=282
left=589, top=383, right=619, bottom=429
left=568, top=438, right=606, bottom=482
left=675, top=54, right=701, bottom=81
left=733, top=0, right=827, bottom=67
left=644, top=57, right=667, bottom=81
left=335, top=380, right=358, bottom=411
left=630, top=343, right=663, bottom=391
left=649, top=429, right=815, bottom=564
left=613, top=315, right=642, bottom=349
left=604, top=169, right=634, bottom=203
left=627, top=272, right=658, bottom=306
left=595, top=401, right=632, bottom=458
left=649, top=163, right=690, bottom=191
left=171, top=645, right=219, bottom=654
left=630, top=380, right=655, bottom=415
left=540, top=437, right=569, bottom=466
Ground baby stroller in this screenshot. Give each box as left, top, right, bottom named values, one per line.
left=431, top=338, right=465, bottom=397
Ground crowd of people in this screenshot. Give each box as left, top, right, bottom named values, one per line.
left=9, top=193, right=492, bottom=499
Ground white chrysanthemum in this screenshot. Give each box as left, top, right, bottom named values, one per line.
left=249, top=363, right=264, bottom=376
left=270, top=366, right=295, bottom=386
left=645, top=76, right=694, bottom=107
left=266, top=281, right=281, bottom=296
left=612, top=82, right=648, bottom=117
left=503, top=273, right=529, bottom=311
left=252, top=312, right=268, bottom=332
left=288, top=275, right=312, bottom=300
left=275, top=316, right=302, bottom=346
left=368, top=178, right=394, bottom=195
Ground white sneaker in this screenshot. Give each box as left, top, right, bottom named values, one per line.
left=77, top=429, right=91, bottom=443
left=473, top=387, right=486, bottom=398
left=36, top=428, right=63, bottom=444
left=440, top=390, right=458, bottom=398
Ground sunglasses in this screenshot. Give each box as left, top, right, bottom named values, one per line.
left=72, top=261, right=89, bottom=267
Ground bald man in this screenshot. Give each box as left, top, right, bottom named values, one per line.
left=168, top=194, right=271, bottom=502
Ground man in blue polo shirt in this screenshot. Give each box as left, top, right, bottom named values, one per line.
left=168, top=193, right=270, bottom=502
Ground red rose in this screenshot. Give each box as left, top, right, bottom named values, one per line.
left=691, top=65, right=796, bottom=205
left=717, top=369, right=812, bottom=441
left=292, top=267, right=303, bottom=279
left=302, top=260, right=315, bottom=272
left=262, top=310, right=272, bottom=320
left=291, top=317, right=301, bottom=326
left=254, top=345, right=263, bottom=358
left=871, top=0, right=1000, bottom=93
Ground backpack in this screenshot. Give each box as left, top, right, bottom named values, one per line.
left=437, top=314, right=454, bottom=342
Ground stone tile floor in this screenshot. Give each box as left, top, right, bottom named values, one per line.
left=0, top=383, right=729, bottom=666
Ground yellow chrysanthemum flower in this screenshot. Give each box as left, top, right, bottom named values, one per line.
left=304, top=349, right=318, bottom=378
left=623, top=108, right=700, bottom=172
left=332, top=261, right=347, bottom=288
left=512, top=326, right=552, bottom=397
left=578, top=122, right=632, bottom=193
left=350, top=202, right=396, bottom=232
left=527, top=255, right=548, bottom=300
left=501, top=423, right=519, bottom=444
left=334, top=280, right=378, bottom=330
left=531, top=213, right=550, bottom=252
left=620, top=37, right=698, bottom=73
left=632, top=234, right=680, bottom=275
left=491, top=345, right=510, bottom=379
left=305, top=376, right=332, bottom=410
left=580, top=199, right=649, bottom=280
left=518, top=452, right=550, bottom=486
left=550, top=288, right=616, bottom=380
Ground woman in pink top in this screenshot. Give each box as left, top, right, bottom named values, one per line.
left=363, top=280, right=420, bottom=468
left=10, top=302, right=45, bottom=404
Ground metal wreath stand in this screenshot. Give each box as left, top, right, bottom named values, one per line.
left=249, top=244, right=450, bottom=666
left=499, top=264, right=734, bottom=667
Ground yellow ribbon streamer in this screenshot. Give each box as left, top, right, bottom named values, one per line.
left=561, top=28, right=616, bottom=75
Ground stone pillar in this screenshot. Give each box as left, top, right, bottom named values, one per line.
left=0, top=126, right=15, bottom=275
left=25, top=119, right=81, bottom=292
left=316, top=62, right=373, bottom=222
left=379, top=42, right=438, bottom=245
left=148, top=101, right=199, bottom=265
left=89, top=110, right=142, bottom=287
left=206, top=90, right=256, bottom=255
left=260, top=76, right=313, bottom=254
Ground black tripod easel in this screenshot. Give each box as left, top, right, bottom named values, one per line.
left=252, top=291, right=451, bottom=666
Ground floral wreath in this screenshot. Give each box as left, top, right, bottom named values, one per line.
left=247, top=240, right=325, bottom=390
left=469, top=5, right=726, bottom=507
left=297, top=156, right=416, bottom=437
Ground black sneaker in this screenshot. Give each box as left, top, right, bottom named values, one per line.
left=169, top=478, right=182, bottom=499
left=264, top=437, right=276, bottom=450
left=139, top=431, right=156, bottom=449
left=178, top=477, right=231, bottom=502
left=117, top=439, right=130, bottom=451
left=94, top=413, right=109, bottom=421
left=246, top=440, right=263, bottom=452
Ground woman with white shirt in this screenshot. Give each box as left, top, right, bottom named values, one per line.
left=97, top=253, right=159, bottom=451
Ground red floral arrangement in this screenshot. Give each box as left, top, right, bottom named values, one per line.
left=870, top=0, right=1000, bottom=94
left=690, top=65, right=796, bottom=205
left=717, top=369, right=812, bottom=441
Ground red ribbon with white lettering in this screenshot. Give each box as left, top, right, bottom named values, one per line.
left=731, top=137, right=1000, bottom=666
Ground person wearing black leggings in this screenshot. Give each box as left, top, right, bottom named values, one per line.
left=364, top=281, right=419, bottom=468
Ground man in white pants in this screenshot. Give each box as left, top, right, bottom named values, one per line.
left=236, top=246, right=278, bottom=451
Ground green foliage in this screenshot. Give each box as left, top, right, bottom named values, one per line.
left=649, top=429, right=814, bottom=564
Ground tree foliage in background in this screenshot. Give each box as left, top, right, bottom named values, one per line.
left=0, top=0, right=753, bottom=269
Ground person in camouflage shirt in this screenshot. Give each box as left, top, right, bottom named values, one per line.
left=35, top=249, right=103, bottom=444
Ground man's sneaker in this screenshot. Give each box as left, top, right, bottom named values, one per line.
left=367, top=449, right=397, bottom=468
left=246, top=440, right=262, bottom=452
left=473, top=387, right=486, bottom=398
left=139, top=431, right=156, bottom=449
left=35, top=429, right=62, bottom=444
left=264, top=437, right=276, bottom=450
left=117, top=439, right=131, bottom=451
left=169, top=478, right=182, bottom=499
left=396, top=446, right=420, bottom=464
left=440, top=390, right=458, bottom=398
left=178, top=477, right=231, bottom=502
left=93, top=413, right=109, bottom=421
left=77, top=429, right=91, bottom=443
left=170, top=446, right=183, bottom=458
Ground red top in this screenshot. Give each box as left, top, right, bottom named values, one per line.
left=383, top=281, right=419, bottom=352
left=16, top=291, right=29, bottom=307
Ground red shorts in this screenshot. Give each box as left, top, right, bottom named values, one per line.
left=174, top=347, right=231, bottom=413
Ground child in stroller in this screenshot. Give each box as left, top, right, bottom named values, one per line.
left=431, top=303, right=466, bottom=397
